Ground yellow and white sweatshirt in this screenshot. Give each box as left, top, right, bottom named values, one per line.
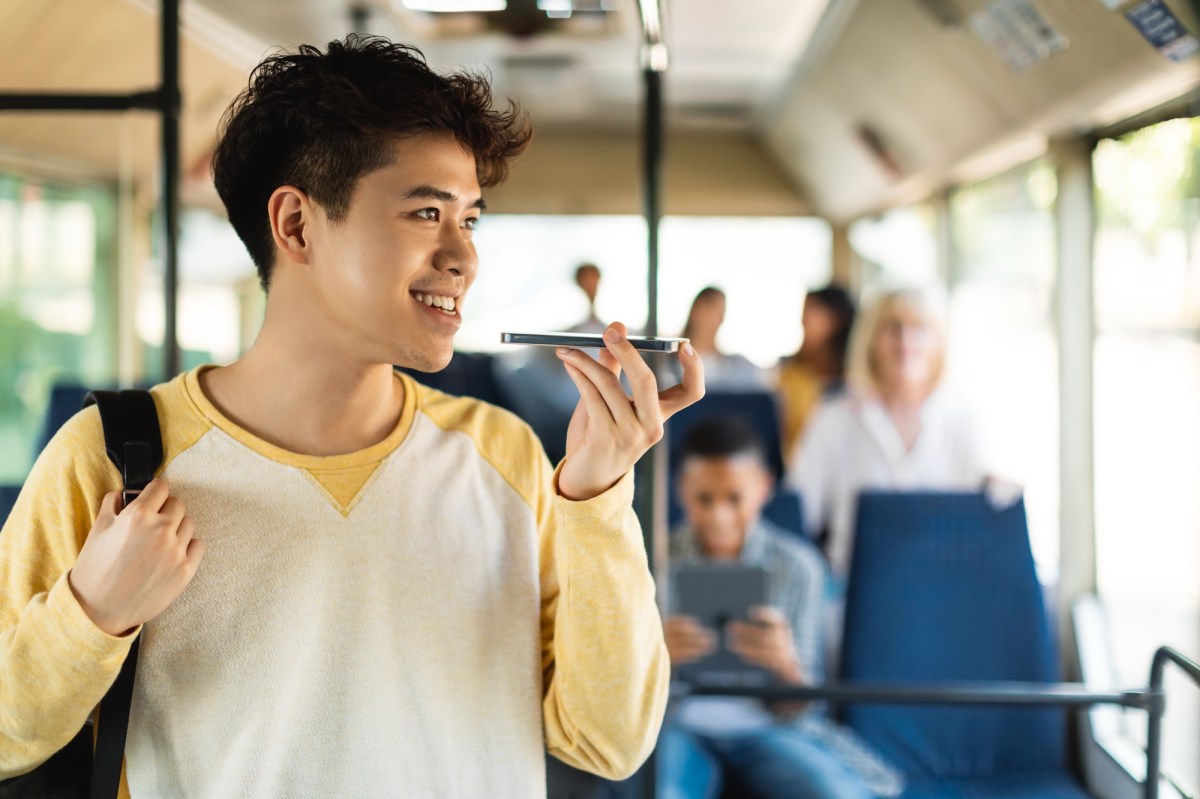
left=0, top=366, right=669, bottom=797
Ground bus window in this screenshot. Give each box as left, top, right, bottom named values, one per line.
left=0, top=171, right=118, bottom=483
left=947, top=159, right=1059, bottom=578
left=462, top=213, right=830, bottom=371
left=1094, top=116, right=1200, bottom=793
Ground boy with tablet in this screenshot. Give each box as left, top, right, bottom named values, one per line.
left=661, top=416, right=903, bottom=799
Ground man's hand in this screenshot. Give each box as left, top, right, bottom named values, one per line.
left=664, top=615, right=716, bottom=666
left=728, top=606, right=804, bottom=684
left=68, top=479, right=205, bottom=637
left=555, top=322, right=705, bottom=501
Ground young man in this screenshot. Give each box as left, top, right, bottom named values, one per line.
left=660, top=416, right=902, bottom=799
left=0, top=37, right=703, bottom=796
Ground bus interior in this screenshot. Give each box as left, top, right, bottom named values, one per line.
left=0, top=0, right=1198, bottom=797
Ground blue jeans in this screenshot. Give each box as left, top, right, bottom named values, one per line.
left=657, top=724, right=877, bottom=799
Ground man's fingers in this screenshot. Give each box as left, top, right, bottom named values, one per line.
left=97, top=491, right=122, bottom=523
left=597, top=343, right=622, bottom=379
left=129, top=478, right=170, bottom=513
left=558, top=349, right=638, bottom=428
left=659, top=342, right=706, bottom=419
left=561, top=361, right=616, bottom=429
left=160, top=496, right=187, bottom=526
left=184, top=537, right=206, bottom=570
left=176, top=515, right=196, bottom=543
left=600, top=324, right=662, bottom=429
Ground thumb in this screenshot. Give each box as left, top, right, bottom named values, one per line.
left=96, top=491, right=122, bottom=524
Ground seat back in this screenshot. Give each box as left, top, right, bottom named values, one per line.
left=0, top=484, right=20, bottom=528
left=665, top=391, right=785, bottom=478
left=35, top=383, right=92, bottom=457
left=400, top=352, right=512, bottom=410
left=841, top=491, right=1067, bottom=779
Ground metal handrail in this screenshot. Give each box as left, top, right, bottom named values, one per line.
left=677, top=679, right=1157, bottom=709
left=1145, top=646, right=1200, bottom=799
left=675, top=652, right=1200, bottom=799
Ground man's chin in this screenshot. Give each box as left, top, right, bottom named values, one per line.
left=397, top=345, right=455, bottom=373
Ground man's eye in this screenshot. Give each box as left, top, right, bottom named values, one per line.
left=416, top=208, right=439, bottom=221
left=462, top=216, right=480, bottom=231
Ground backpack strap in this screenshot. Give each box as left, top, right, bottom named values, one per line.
left=82, top=389, right=163, bottom=799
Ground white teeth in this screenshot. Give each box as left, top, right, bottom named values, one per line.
left=414, top=292, right=456, bottom=313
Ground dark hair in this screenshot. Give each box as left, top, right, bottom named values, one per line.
left=212, top=35, right=532, bottom=290
left=681, top=286, right=725, bottom=340
left=574, top=263, right=600, bottom=282
left=679, top=415, right=767, bottom=467
left=797, top=284, right=856, bottom=378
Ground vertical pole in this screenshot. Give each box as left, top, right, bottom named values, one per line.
left=933, top=188, right=957, bottom=289
left=638, top=57, right=666, bottom=588
left=637, top=40, right=667, bottom=799
left=1052, top=136, right=1097, bottom=655
left=350, top=5, right=370, bottom=35
left=162, top=0, right=181, bottom=378
left=829, top=224, right=859, bottom=293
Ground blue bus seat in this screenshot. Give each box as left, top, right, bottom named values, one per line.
left=35, top=383, right=92, bottom=457
left=0, top=484, right=20, bottom=527
left=399, top=352, right=512, bottom=411
left=841, top=491, right=1090, bottom=799
left=665, top=390, right=785, bottom=479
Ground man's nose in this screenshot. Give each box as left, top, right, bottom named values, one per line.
left=434, top=224, right=477, bottom=277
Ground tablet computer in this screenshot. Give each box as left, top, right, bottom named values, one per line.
left=671, top=563, right=773, bottom=688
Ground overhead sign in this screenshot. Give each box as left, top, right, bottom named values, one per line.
left=970, top=0, right=1069, bottom=74
left=1122, top=0, right=1200, bottom=62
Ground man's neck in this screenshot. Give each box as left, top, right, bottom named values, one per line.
left=200, top=307, right=405, bottom=458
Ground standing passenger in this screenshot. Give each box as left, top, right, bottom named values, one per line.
left=568, top=262, right=606, bottom=334
left=777, top=285, right=857, bottom=467
left=0, top=37, right=705, bottom=797
left=787, top=287, right=992, bottom=578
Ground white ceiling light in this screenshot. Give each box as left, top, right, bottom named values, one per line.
left=399, top=0, right=507, bottom=11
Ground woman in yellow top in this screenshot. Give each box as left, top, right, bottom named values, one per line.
left=778, top=285, right=856, bottom=468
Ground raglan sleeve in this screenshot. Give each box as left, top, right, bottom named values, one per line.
left=538, top=458, right=670, bottom=781
left=0, top=407, right=136, bottom=779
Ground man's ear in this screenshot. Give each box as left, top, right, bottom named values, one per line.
left=267, top=186, right=312, bottom=267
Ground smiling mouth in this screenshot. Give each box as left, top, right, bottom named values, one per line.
left=412, top=291, right=459, bottom=316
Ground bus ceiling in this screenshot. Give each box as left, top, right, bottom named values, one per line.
left=0, top=0, right=1196, bottom=222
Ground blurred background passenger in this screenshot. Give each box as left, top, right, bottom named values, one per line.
left=660, top=417, right=903, bottom=799
left=567, top=262, right=605, bottom=334
left=786, top=287, right=993, bottom=579
left=678, top=286, right=770, bottom=391
left=495, top=263, right=609, bottom=463
left=778, top=285, right=857, bottom=468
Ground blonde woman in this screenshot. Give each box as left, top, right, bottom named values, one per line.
left=785, top=287, right=992, bottom=579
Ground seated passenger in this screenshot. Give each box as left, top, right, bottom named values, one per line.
left=659, top=417, right=903, bottom=799
left=677, top=287, right=771, bottom=391
left=778, top=284, right=857, bottom=468
left=786, top=287, right=993, bottom=579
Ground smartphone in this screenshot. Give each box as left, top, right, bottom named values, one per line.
left=500, top=332, right=686, bottom=353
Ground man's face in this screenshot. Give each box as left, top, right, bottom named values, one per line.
left=304, top=132, right=483, bottom=372
left=678, top=454, right=772, bottom=560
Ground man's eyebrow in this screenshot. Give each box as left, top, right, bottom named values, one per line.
left=404, top=185, right=487, bottom=211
